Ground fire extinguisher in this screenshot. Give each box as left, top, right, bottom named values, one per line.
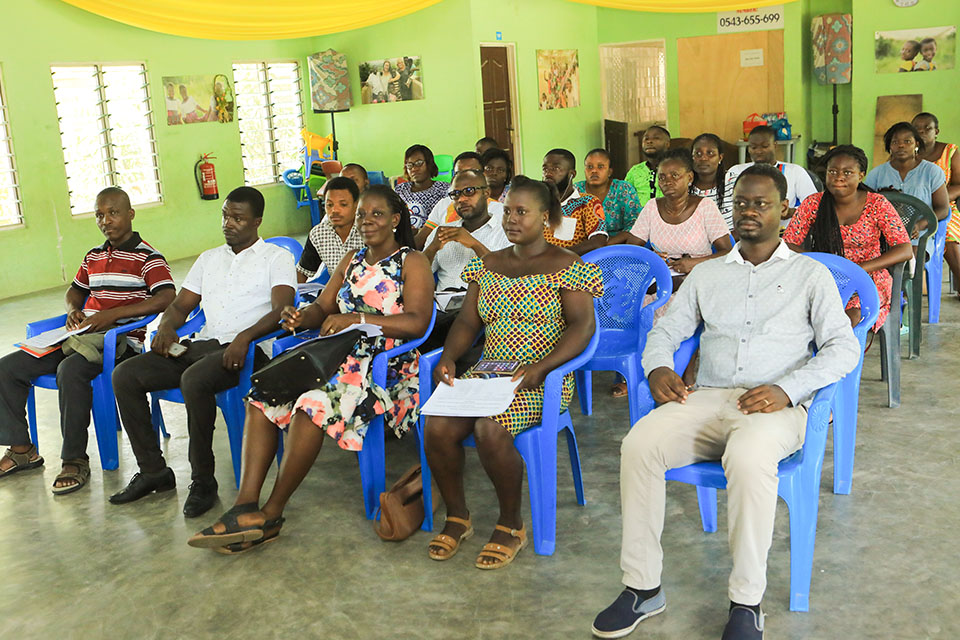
left=194, top=153, right=219, bottom=200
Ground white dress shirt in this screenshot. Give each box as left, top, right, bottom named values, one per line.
left=182, top=238, right=297, bottom=343
left=425, top=216, right=512, bottom=291
left=642, top=241, right=860, bottom=406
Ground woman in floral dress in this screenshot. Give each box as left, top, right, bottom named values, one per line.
left=188, top=185, right=435, bottom=553
left=784, top=145, right=912, bottom=330
left=424, top=176, right=603, bottom=570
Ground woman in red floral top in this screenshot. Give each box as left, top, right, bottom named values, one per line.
left=784, top=145, right=912, bottom=330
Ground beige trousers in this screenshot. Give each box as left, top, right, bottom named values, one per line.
left=619, top=387, right=807, bottom=605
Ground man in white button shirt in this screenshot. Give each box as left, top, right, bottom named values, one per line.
left=592, top=165, right=859, bottom=640
left=421, top=169, right=511, bottom=354
left=110, top=187, right=297, bottom=518
left=413, top=151, right=504, bottom=250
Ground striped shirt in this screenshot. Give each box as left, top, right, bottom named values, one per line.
left=72, top=232, right=174, bottom=339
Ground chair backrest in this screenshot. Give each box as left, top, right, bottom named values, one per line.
left=367, top=171, right=388, bottom=186
left=265, top=235, right=304, bottom=263
left=805, top=168, right=824, bottom=192
left=581, top=245, right=672, bottom=346
left=321, top=160, right=343, bottom=178
left=882, top=192, right=937, bottom=258
left=805, top=252, right=880, bottom=341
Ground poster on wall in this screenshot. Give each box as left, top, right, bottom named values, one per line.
left=874, top=26, right=956, bottom=74
left=537, top=49, right=580, bottom=110
left=308, top=49, right=352, bottom=112
left=162, top=74, right=234, bottom=125
left=874, top=94, right=923, bottom=164
left=358, top=56, right=423, bottom=105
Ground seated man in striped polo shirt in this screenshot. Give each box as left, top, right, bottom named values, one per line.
left=0, top=187, right=176, bottom=494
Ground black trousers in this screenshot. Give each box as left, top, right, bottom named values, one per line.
left=113, top=340, right=266, bottom=481
left=0, top=348, right=128, bottom=461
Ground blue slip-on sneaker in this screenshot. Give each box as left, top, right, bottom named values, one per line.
left=721, top=605, right=764, bottom=640
left=591, top=589, right=666, bottom=639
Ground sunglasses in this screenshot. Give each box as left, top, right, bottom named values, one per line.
left=447, top=186, right=488, bottom=199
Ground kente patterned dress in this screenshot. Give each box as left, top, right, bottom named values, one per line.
left=784, top=192, right=910, bottom=330
left=933, top=143, right=960, bottom=243
left=459, top=257, right=603, bottom=436
left=250, top=247, right=419, bottom=451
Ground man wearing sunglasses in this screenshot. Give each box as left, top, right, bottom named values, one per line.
left=420, top=169, right=512, bottom=353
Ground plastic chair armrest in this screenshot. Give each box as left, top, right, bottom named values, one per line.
left=672, top=327, right=703, bottom=373
left=102, top=313, right=159, bottom=370
left=271, top=329, right=321, bottom=357
left=26, top=314, right=69, bottom=339
left=805, top=382, right=838, bottom=432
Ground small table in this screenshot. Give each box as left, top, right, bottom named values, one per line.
left=736, top=136, right=801, bottom=164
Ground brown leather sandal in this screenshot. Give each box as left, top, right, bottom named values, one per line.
left=427, top=515, right=474, bottom=561
left=52, top=458, right=90, bottom=495
left=475, top=524, right=527, bottom=570
left=0, top=445, right=44, bottom=478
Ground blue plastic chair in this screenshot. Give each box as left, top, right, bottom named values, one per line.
left=366, top=171, right=388, bottom=186
left=25, top=313, right=158, bottom=470
left=264, top=235, right=303, bottom=263
left=806, top=253, right=880, bottom=494
left=416, top=306, right=601, bottom=555
left=282, top=168, right=321, bottom=228
left=149, top=311, right=282, bottom=488
left=924, top=209, right=949, bottom=324
left=574, top=245, right=672, bottom=427
left=271, top=305, right=437, bottom=519
left=653, top=329, right=839, bottom=612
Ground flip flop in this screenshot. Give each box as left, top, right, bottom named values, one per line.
left=0, top=446, right=44, bottom=479
left=187, top=503, right=265, bottom=548
left=475, top=524, right=527, bottom=570
left=214, top=517, right=285, bottom=555
left=428, top=516, right=474, bottom=561
left=51, top=458, right=90, bottom=496
left=611, top=383, right=628, bottom=398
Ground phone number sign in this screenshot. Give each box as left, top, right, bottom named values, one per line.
left=717, top=5, right=784, bottom=33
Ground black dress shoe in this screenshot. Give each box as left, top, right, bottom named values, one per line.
left=182, top=478, right=219, bottom=518
left=109, top=468, right=176, bottom=504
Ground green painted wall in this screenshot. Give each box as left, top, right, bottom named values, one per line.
left=0, top=0, right=324, bottom=300
left=849, top=0, right=960, bottom=167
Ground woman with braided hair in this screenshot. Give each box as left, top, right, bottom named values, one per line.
left=783, top=145, right=912, bottom=330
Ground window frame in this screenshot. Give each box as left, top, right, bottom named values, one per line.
left=232, top=59, right=305, bottom=187
left=50, top=61, right=163, bottom=217
left=0, top=67, right=23, bottom=229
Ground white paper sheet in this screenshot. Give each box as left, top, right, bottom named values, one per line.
left=297, top=282, right=324, bottom=296
left=553, top=216, right=578, bottom=242
left=297, top=322, right=383, bottom=342
left=21, top=325, right=90, bottom=349
left=421, top=376, right=521, bottom=417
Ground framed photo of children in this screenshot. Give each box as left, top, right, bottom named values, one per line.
left=358, top=56, right=423, bottom=105
left=874, top=26, right=956, bottom=74
left=537, top=49, right=580, bottom=110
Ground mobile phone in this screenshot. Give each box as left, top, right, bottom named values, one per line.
left=167, top=342, right=187, bottom=357
left=470, top=360, right=521, bottom=376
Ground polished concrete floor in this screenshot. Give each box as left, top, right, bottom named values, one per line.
left=1, top=254, right=958, bottom=639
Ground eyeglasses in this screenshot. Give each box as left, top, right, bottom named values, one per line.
left=447, top=186, right=488, bottom=199
left=826, top=169, right=859, bottom=179
left=404, top=159, right=426, bottom=170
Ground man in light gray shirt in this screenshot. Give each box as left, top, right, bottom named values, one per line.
left=592, top=164, right=860, bottom=640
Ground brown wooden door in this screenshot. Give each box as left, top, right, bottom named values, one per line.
left=604, top=119, right=629, bottom=180
left=480, top=46, right=514, bottom=158
left=676, top=31, right=784, bottom=144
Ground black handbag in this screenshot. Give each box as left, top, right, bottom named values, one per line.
left=248, top=329, right=363, bottom=405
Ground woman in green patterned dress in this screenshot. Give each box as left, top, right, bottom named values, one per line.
left=424, top=175, right=603, bottom=570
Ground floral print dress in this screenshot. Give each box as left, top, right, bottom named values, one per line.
left=251, top=247, right=419, bottom=451
left=784, top=192, right=910, bottom=330
left=460, top=257, right=603, bottom=436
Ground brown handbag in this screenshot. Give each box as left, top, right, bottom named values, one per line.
left=374, top=464, right=427, bottom=542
